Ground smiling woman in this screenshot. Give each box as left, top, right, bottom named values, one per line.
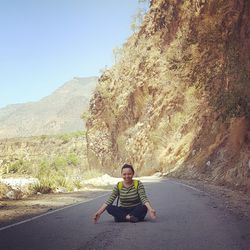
left=93, top=163, right=156, bottom=223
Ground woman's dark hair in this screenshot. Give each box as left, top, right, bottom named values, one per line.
left=121, top=164, right=134, bottom=174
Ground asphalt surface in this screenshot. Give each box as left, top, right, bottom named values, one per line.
left=0, top=179, right=249, bottom=250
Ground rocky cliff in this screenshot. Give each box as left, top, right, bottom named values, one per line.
left=0, top=76, right=98, bottom=139
left=86, top=0, right=250, bottom=192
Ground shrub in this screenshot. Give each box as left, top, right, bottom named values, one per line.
left=73, top=179, right=82, bottom=189
left=8, top=160, right=22, bottom=174
left=216, top=90, right=249, bottom=120
left=0, top=183, right=9, bottom=199
left=58, top=131, right=85, bottom=143
left=67, top=153, right=79, bottom=166
left=30, top=181, right=53, bottom=194
left=82, top=169, right=103, bottom=180
left=52, top=156, right=68, bottom=169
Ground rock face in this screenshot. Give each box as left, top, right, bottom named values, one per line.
left=86, top=0, right=250, bottom=191
left=0, top=76, right=98, bottom=139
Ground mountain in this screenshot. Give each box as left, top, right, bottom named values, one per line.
left=86, top=0, right=250, bottom=192
left=0, top=76, right=98, bottom=138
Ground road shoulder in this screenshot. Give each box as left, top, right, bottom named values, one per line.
left=172, top=178, right=250, bottom=223
left=0, top=189, right=109, bottom=228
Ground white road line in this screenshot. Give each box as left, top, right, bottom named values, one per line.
left=169, top=180, right=204, bottom=193
left=0, top=193, right=108, bottom=232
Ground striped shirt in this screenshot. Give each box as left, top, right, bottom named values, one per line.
left=105, top=180, right=149, bottom=207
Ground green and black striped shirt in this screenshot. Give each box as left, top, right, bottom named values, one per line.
left=105, top=180, right=149, bottom=207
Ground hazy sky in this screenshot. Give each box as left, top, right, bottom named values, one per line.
left=0, top=0, right=148, bottom=108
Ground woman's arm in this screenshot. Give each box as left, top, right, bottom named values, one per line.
left=137, top=181, right=156, bottom=220
left=92, top=184, right=119, bottom=223
left=93, top=203, right=108, bottom=223
left=144, top=201, right=156, bottom=219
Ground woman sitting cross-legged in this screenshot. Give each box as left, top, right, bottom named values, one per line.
left=93, top=164, right=156, bottom=223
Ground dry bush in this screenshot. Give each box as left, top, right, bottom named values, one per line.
left=138, top=167, right=160, bottom=176
left=12, top=189, right=23, bottom=200
left=0, top=183, right=9, bottom=199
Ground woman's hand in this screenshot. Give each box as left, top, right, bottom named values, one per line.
left=93, top=212, right=101, bottom=224
left=149, top=208, right=156, bottom=219
left=144, top=202, right=157, bottom=220
left=92, top=203, right=107, bottom=224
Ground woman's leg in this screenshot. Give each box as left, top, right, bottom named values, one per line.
left=129, top=204, right=148, bottom=221
left=106, top=205, right=127, bottom=222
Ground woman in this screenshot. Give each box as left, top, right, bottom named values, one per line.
left=93, top=164, right=156, bottom=223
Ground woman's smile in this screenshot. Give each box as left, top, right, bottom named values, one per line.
left=122, top=168, right=134, bottom=184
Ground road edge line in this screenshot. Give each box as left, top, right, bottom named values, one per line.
left=0, top=192, right=108, bottom=232
left=169, top=180, right=204, bottom=193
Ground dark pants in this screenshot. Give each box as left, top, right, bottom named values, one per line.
left=106, top=204, right=147, bottom=222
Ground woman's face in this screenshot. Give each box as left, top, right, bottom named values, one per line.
left=121, top=168, right=134, bottom=182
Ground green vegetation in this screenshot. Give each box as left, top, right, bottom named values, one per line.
left=3, top=153, right=81, bottom=175
left=6, top=159, right=33, bottom=175
left=82, top=169, right=103, bottom=180
left=57, top=131, right=86, bottom=143
left=213, top=90, right=249, bottom=120
left=188, top=1, right=250, bottom=120
left=130, top=8, right=145, bottom=32
left=37, top=131, right=85, bottom=142
left=31, top=181, right=53, bottom=194
left=0, top=131, right=104, bottom=195
left=111, top=1, right=149, bottom=64
left=2, top=154, right=104, bottom=194
left=218, top=35, right=249, bottom=119
left=81, top=111, right=90, bottom=121
left=112, top=46, right=125, bottom=64
left=30, top=165, right=103, bottom=194
left=130, top=0, right=149, bottom=33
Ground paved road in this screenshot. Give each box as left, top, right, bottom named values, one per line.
left=0, top=179, right=249, bottom=250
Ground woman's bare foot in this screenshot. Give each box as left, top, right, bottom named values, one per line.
left=125, top=214, right=131, bottom=221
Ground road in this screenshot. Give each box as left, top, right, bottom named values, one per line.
left=0, top=179, right=249, bottom=250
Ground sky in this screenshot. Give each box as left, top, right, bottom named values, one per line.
left=0, top=0, right=149, bottom=108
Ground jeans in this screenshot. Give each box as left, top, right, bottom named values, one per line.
left=106, top=204, right=147, bottom=222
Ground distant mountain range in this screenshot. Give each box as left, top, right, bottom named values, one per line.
left=0, top=76, right=98, bottom=139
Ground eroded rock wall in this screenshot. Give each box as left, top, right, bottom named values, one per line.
left=86, top=0, right=250, bottom=191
